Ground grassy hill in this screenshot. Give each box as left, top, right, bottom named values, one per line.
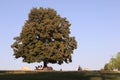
left=0, top=70, right=120, bottom=80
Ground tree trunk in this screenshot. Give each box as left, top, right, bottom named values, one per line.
left=43, top=61, right=47, bottom=67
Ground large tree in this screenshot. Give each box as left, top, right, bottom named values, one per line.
left=11, top=7, right=77, bottom=67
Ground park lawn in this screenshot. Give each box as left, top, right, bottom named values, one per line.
left=0, top=70, right=120, bottom=80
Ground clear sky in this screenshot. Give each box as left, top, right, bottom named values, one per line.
left=0, top=0, right=120, bottom=70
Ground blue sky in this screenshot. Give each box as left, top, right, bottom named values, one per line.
left=0, top=0, right=120, bottom=70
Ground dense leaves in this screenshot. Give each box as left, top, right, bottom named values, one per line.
left=104, top=52, right=120, bottom=70
left=11, top=7, right=77, bottom=67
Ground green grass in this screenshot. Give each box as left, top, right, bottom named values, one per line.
left=0, top=70, right=120, bottom=80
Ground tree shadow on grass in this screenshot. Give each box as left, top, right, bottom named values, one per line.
left=0, top=71, right=92, bottom=80
left=0, top=71, right=120, bottom=80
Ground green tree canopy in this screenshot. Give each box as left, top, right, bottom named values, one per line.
left=11, top=7, right=77, bottom=67
left=104, top=52, right=120, bottom=70
left=104, top=63, right=112, bottom=70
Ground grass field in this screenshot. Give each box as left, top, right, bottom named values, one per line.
left=0, top=70, right=120, bottom=80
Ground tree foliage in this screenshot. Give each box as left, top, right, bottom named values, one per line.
left=104, top=63, right=112, bottom=70
left=11, top=7, right=77, bottom=67
left=104, top=52, right=120, bottom=70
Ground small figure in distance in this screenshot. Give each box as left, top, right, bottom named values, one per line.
left=78, top=65, right=82, bottom=71
left=60, top=68, right=62, bottom=71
